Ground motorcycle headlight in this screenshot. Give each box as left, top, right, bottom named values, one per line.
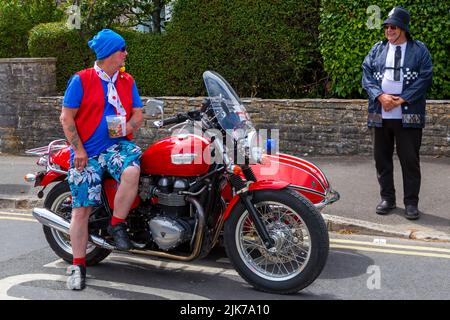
left=246, top=130, right=263, bottom=163
left=250, top=146, right=263, bottom=163
left=231, top=128, right=247, bottom=141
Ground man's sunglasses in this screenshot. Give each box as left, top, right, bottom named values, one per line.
left=120, top=46, right=127, bottom=52
left=384, top=25, right=398, bottom=30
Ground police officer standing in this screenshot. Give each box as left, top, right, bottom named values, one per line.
left=362, top=7, right=433, bottom=220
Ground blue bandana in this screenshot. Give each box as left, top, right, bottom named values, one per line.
left=88, top=29, right=126, bottom=60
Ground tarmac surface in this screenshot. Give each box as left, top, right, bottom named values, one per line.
left=0, top=153, right=449, bottom=242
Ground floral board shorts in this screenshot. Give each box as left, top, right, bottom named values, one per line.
left=68, top=140, right=142, bottom=208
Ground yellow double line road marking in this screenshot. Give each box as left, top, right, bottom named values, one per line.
left=330, top=238, right=450, bottom=259
left=0, top=211, right=36, bottom=223
left=1, top=211, right=449, bottom=259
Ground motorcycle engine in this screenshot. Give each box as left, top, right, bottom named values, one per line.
left=149, top=216, right=192, bottom=251
left=139, top=176, right=195, bottom=251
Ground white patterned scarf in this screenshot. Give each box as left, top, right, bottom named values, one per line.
left=94, top=62, right=127, bottom=116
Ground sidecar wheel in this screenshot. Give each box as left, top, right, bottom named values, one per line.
left=224, top=188, right=329, bottom=294
left=43, top=181, right=112, bottom=266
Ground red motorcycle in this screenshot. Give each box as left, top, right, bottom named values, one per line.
left=26, top=71, right=339, bottom=294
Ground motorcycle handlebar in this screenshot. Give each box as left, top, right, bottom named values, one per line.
left=161, top=114, right=188, bottom=126
left=159, top=111, right=202, bottom=127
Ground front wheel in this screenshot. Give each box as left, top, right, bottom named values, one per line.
left=224, top=188, right=329, bottom=294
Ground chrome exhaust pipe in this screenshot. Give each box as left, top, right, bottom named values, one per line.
left=33, top=207, right=70, bottom=234
left=90, top=236, right=115, bottom=251
left=32, top=207, right=116, bottom=251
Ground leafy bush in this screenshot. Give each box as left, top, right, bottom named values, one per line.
left=29, top=0, right=324, bottom=98
left=116, top=28, right=168, bottom=96
left=68, top=0, right=169, bottom=33
left=0, top=0, right=63, bottom=58
left=163, top=0, right=324, bottom=98
left=28, top=23, right=165, bottom=95
left=28, top=22, right=95, bottom=92
left=28, top=0, right=448, bottom=99
left=320, top=0, right=449, bottom=99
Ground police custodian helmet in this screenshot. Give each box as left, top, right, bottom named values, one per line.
left=383, top=6, right=411, bottom=34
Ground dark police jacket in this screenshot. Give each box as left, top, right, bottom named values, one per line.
left=362, top=39, right=433, bottom=128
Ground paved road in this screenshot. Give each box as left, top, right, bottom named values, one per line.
left=1, top=209, right=449, bottom=303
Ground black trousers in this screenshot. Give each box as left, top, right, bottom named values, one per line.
left=373, top=119, right=422, bottom=206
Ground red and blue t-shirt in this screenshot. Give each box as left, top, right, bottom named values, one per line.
left=63, top=74, right=143, bottom=160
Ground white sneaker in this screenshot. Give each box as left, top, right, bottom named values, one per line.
left=66, top=265, right=86, bottom=290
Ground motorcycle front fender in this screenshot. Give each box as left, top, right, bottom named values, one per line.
left=223, top=180, right=289, bottom=221
left=250, top=153, right=333, bottom=206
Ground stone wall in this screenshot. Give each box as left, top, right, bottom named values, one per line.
left=6, top=96, right=450, bottom=157
left=149, top=97, right=449, bottom=157
left=0, top=58, right=57, bottom=153
left=0, top=58, right=448, bottom=156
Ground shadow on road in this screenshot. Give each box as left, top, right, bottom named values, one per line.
left=320, top=249, right=375, bottom=280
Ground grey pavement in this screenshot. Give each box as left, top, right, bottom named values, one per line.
left=0, top=155, right=44, bottom=209
left=0, top=153, right=449, bottom=241
left=312, top=156, right=450, bottom=238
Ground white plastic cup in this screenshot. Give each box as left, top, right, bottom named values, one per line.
left=106, top=115, right=126, bottom=138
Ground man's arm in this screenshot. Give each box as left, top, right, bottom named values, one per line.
left=126, top=107, right=144, bottom=135
left=387, top=45, right=433, bottom=110
left=399, top=46, right=433, bottom=105
left=362, top=45, right=402, bottom=112
left=362, top=46, right=383, bottom=102
left=362, top=56, right=399, bottom=111
left=60, top=107, right=87, bottom=171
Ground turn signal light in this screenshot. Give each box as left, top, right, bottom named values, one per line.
left=24, top=174, right=36, bottom=183
left=231, top=165, right=242, bottom=175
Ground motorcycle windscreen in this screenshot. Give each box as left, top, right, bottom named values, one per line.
left=203, top=71, right=254, bottom=139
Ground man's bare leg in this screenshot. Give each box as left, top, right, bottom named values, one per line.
left=70, top=206, right=92, bottom=259
left=113, top=166, right=140, bottom=219
left=107, top=166, right=140, bottom=251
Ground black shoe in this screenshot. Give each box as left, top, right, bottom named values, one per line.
left=405, top=205, right=420, bottom=220
left=376, top=200, right=396, bottom=215
left=66, top=265, right=86, bottom=290
left=107, top=222, right=133, bottom=251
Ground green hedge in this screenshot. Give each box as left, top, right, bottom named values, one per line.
left=29, top=0, right=324, bottom=98
left=27, top=0, right=448, bottom=99
left=0, top=0, right=62, bottom=58
left=28, top=22, right=95, bottom=92
left=163, top=0, right=324, bottom=98
left=28, top=23, right=166, bottom=95
left=320, top=0, right=450, bottom=99
left=117, top=28, right=169, bottom=97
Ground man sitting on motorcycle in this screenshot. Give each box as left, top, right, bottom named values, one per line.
left=60, top=29, right=144, bottom=290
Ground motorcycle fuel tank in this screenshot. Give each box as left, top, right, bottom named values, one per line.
left=141, top=134, right=211, bottom=176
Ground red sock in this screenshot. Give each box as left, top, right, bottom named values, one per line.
left=73, top=257, right=86, bottom=267
left=111, top=216, right=126, bottom=226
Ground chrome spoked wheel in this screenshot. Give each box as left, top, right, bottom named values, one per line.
left=224, top=189, right=329, bottom=294
left=236, top=201, right=311, bottom=281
